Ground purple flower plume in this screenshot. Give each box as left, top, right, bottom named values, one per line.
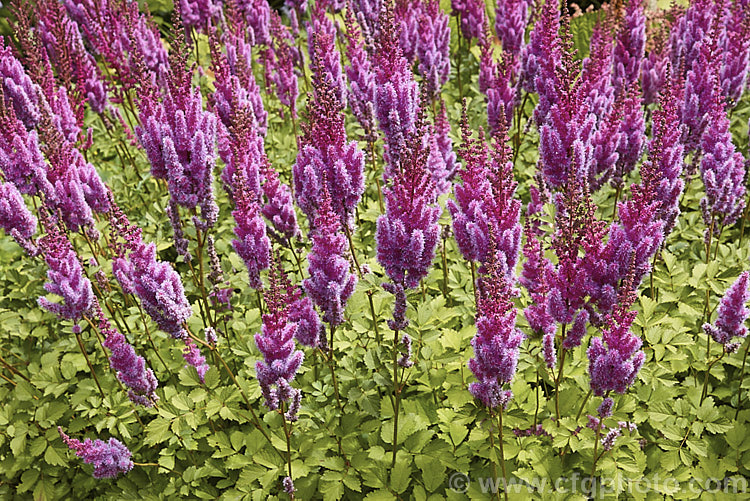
left=231, top=172, right=271, bottom=290
left=0, top=181, right=37, bottom=254
left=344, top=6, right=377, bottom=141
left=451, top=0, right=486, bottom=41
left=720, top=1, right=750, bottom=103
left=263, top=12, right=299, bottom=116
left=612, top=0, right=646, bottom=95
left=703, top=272, right=750, bottom=347
left=303, top=189, right=357, bottom=325
left=415, top=0, right=451, bottom=98
left=495, top=0, right=531, bottom=57
left=59, top=428, right=133, bottom=479
left=309, top=4, right=347, bottom=107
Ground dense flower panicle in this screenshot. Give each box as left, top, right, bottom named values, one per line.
left=720, top=1, right=750, bottom=102
left=0, top=41, right=44, bottom=130
left=699, top=90, right=747, bottom=232
left=703, top=272, right=750, bottom=346
left=183, top=337, right=210, bottom=381
left=432, top=99, right=457, bottom=182
left=495, top=0, right=531, bottom=56
left=255, top=259, right=305, bottom=410
left=641, top=46, right=669, bottom=106
left=520, top=224, right=555, bottom=336
left=668, top=0, right=714, bottom=78
left=415, top=0, right=451, bottom=98
left=59, top=428, right=133, bottom=479
left=580, top=21, right=616, bottom=122
left=113, top=240, right=192, bottom=340
left=589, top=94, right=622, bottom=189
left=180, top=0, right=223, bottom=31
left=373, top=1, right=420, bottom=174
left=352, top=0, right=382, bottom=41
left=0, top=110, right=49, bottom=197
left=610, top=85, right=646, bottom=189
left=293, top=80, right=365, bottom=229
left=468, top=251, right=525, bottom=409
left=309, top=4, right=347, bottom=106
left=395, top=0, right=421, bottom=63
left=0, top=181, right=37, bottom=252
left=344, top=6, right=377, bottom=140
left=376, top=112, right=442, bottom=289
left=228, top=0, right=271, bottom=46
left=264, top=12, right=299, bottom=115
left=37, top=215, right=94, bottom=322
left=612, top=0, right=646, bottom=95
left=451, top=0, right=487, bottom=41
left=136, top=30, right=218, bottom=229
left=448, top=118, right=521, bottom=273
left=303, top=190, right=357, bottom=325
left=483, top=47, right=517, bottom=136
left=95, top=300, right=159, bottom=406
left=520, top=0, right=561, bottom=100
left=259, top=160, right=300, bottom=240
left=231, top=173, right=271, bottom=289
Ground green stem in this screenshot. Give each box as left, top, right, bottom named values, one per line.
left=590, top=423, right=602, bottom=496
left=390, top=328, right=401, bottom=470
left=280, top=406, right=294, bottom=499
left=701, top=353, right=725, bottom=403
left=575, top=389, right=593, bottom=423
left=735, top=339, right=750, bottom=420
left=75, top=331, right=105, bottom=399
left=367, top=292, right=381, bottom=344
left=497, top=408, right=509, bottom=501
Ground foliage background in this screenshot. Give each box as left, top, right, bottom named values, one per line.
left=0, top=2, right=749, bottom=500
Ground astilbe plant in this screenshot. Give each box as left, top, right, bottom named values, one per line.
left=344, top=4, right=377, bottom=141
left=263, top=12, right=299, bottom=117
left=612, top=0, right=646, bottom=95
left=58, top=428, right=133, bottom=479
left=309, top=3, right=348, bottom=107
left=229, top=0, right=271, bottom=46
left=231, top=170, right=271, bottom=290
left=495, top=0, right=531, bottom=57
left=451, top=0, right=486, bottom=41
left=703, top=272, right=750, bottom=352
left=0, top=180, right=38, bottom=255
left=415, top=0, right=451, bottom=99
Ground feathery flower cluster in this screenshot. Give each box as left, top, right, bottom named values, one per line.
left=703, top=272, right=750, bottom=351
left=309, top=4, right=347, bottom=106
left=415, top=0, right=451, bottom=98
left=373, top=1, right=420, bottom=176
left=136, top=29, right=218, bottom=230
left=520, top=0, right=561, bottom=110
left=468, top=248, right=525, bottom=409
left=255, top=259, right=305, bottom=414
left=609, top=85, right=646, bottom=189
left=231, top=172, right=271, bottom=290
left=96, top=300, right=159, bottom=406
left=260, top=159, right=301, bottom=241
left=264, top=12, right=299, bottom=115
left=37, top=213, right=94, bottom=324
left=0, top=41, right=44, bottom=130
left=495, top=0, right=531, bottom=57
left=480, top=33, right=517, bottom=137
left=720, top=1, right=750, bottom=103
left=303, top=189, right=357, bottom=325
left=0, top=181, right=37, bottom=255
left=612, top=0, right=646, bottom=95
left=448, top=117, right=521, bottom=274
left=180, top=0, right=223, bottom=32
left=588, top=276, right=645, bottom=396
left=293, top=71, right=365, bottom=229
left=344, top=6, right=377, bottom=141
left=376, top=110, right=441, bottom=290
left=59, top=428, right=133, bottom=479
left=451, top=0, right=487, bottom=41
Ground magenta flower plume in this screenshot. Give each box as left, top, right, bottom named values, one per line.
left=704, top=272, right=750, bottom=348
left=668, top=0, right=714, bottom=79
left=37, top=213, right=94, bottom=323
left=612, top=0, right=646, bottom=95
left=588, top=276, right=645, bottom=396
left=58, top=428, right=133, bottom=479
left=520, top=0, right=561, bottom=105
left=344, top=5, right=377, bottom=140
left=641, top=29, right=669, bottom=106
left=448, top=117, right=521, bottom=274
left=495, top=0, right=531, bottom=57
left=255, top=258, right=305, bottom=412
left=395, top=0, right=420, bottom=63
left=0, top=40, right=44, bottom=130
left=415, top=0, right=451, bottom=98
left=263, top=12, right=299, bottom=116
left=0, top=181, right=37, bottom=254
left=373, top=0, right=420, bottom=176
left=351, top=0, right=382, bottom=41
left=231, top=172, right=271, bottom=290
left=468, top=246, right=525, bottom=409
left=481, top=36, right=517, bottom=136
left=520, top=223, right=555, bottom=337
left=136, top=34, right=219, bottom=229
left=699, top=86, right=747, bottom=234
left=182, top=337, right=209, bottom=381
left=0, top=106, right=50, bottom=198
left=293, top=74, right=365, bottom=230
left=610, top=85, right=646, bottom=189
left=303, top=189, right=357, bottom=326
left=720, top=1, right=750, bottom=103
left=451, top=0, right=486, bottom=41
left=179, top=0, right=223, bottom=32
left=431, top=99, right=457, bottom=184
left=680, top=28, right=720, bottom=153
left=96, top=300, right=159, bottom=406
left=260, top=160, right=301, bottom=241
left=377, top=109, right=442, bottom=290
left=309, top=4, right=347, bottom=106
left=232, top=0, right=271, bottom=46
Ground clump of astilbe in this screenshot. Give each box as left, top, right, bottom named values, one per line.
left=376, top=107, right=442, bottom=291
left=0, top=181, right=38, bottom=255
left=255, top=257, right=305, bottom=413
left=668, top=0, right=714, bottom=79
left=699, top=85, right=747, bottom=236
left=520, top=0, right=561, bottom=111
left=645, top=74, right=685, bottom=237
left=263, top=11, right=299, bottom=117
left=588, top=92, right=623, bottom=190
left=293, top=62, right=365, bottom=230
left=395, top=0, right=420, bottom=63
left=480, top=31, right=517, bottom=135
left=260, top=159, right=301, bottom=241
left=352, top=0, right=382, bottom=42
left=309, top=3, right=348, bottom=107
left=580, top=18, right=615, bottom=123
left=704, top=272, right=750, bottom=352
left=210, top=27, right=268, bottom=140
left=36, top=211, right=95, bottom=326
left=64, top=0, right=169, bottom=92
left=609, top=84, right=646, bottom=190
left=344, top=5, right=377, bottom=141
left=587, top=270, right=645, bottom=397
left=0, top=39, right=44, bottom=130
left=32, top=0, right=108, bottom=114
left=520, top=219, right=556, bottom=345
left=448, top=112, right=521, bottom=274
left=431, top=99, right=457, bottom=183
left=303, top=188, right=357, bottom=325
left=227, top=0, right=271, bottom=46
left=415, top=0, right=451, bottom=99
left=641, top=18, right=671, bottom=106
left=495, top=0, right=531, bottom=57
left=612, top=0, right=646, bottom=95
left=451, top=0, right=487, bottom=41
left=179, top=0, right=223, bottom=33
left=135, top=23, right=219, bottom=231
left=231, top=171, right=271, bottom=290
left=468, top=239, right=525, bottom=409
left=95, top=299, right=159, bottom=406
left=373, top=0, right=420, bottom=176
left=719, top=1, right=750, bottom=103
left=680, top=28, right=720, bottom=154
left=58, top=428, right=133, bottom=479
